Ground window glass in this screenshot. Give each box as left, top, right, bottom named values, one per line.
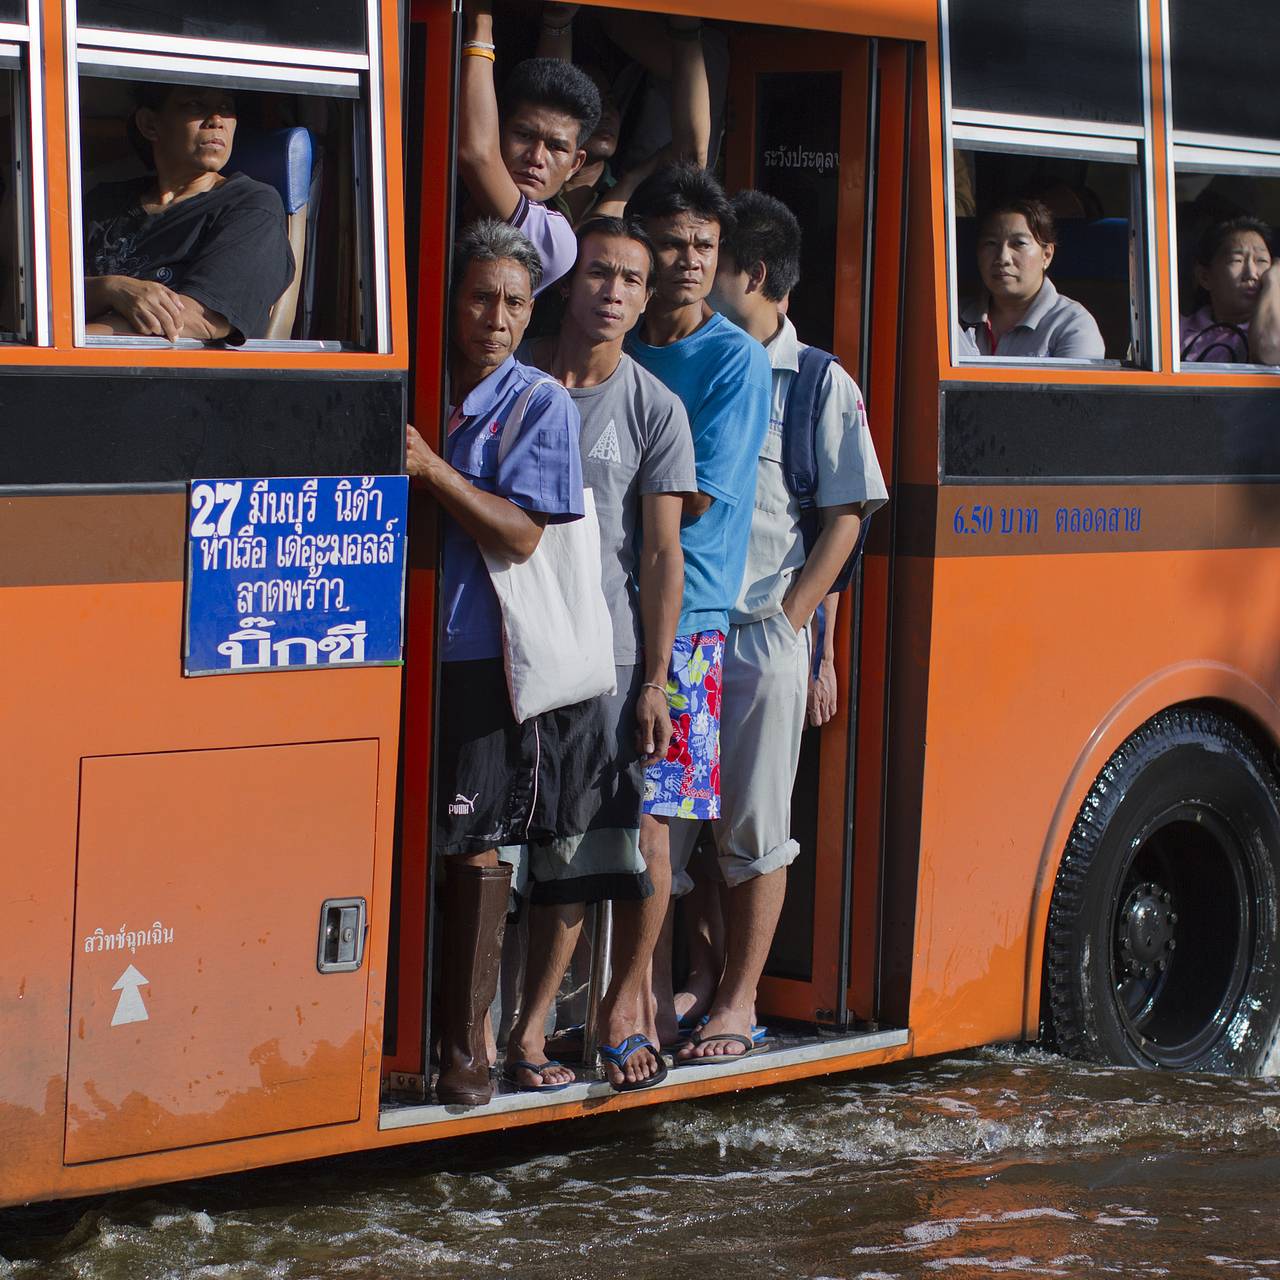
left=1174, top=163, right=1280, bottom=368
left=1170, top=1, right=1280, bottom=142
left=78, top=74, right=373, bottom=348
left=753, top=70, right=841, bottom=352
left=0, top=65, right=32, bottom=341
left=948, top=0, right=1142, bottom=126
left=0, top=1, right=26, bottom=23
left=953, top=146, right=1145, bottom=363
left=76, top=2, right=366, bottom=54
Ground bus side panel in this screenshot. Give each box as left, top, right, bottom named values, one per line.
left=908, top=527, right=1280, bottom=1058
left=0, top=494, right=402, bottom=1204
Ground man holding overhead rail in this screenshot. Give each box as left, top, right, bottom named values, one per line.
left=688, top=189, right=886, bottom=1062
left=623, top=164, right=772, bottom=1055
left=503, top=215, right=696, bottom=1094
left=458, top=0, right=600, bottom=291
left=404, top=219, right=604, bottom=1109
left=83, top=83, right=294, bottom=343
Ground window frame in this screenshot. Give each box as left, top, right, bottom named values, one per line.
left=940, top=0, right=1160, bottom=373
left=1162, top=1, right=1280, bottom=380
left=65, top=0, right=391, bottom=354
left=0, top=7, right=52, bottom=346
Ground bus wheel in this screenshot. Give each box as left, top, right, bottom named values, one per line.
left=1045, top=708, right=1280, bottom=1074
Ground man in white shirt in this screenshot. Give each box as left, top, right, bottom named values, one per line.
left=680, top=190, right=887, bottom=1060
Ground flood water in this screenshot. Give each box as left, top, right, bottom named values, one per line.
left=5, top=1045, right=1280, bottom=1279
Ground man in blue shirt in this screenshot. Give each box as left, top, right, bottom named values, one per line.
left=406, top=218, right=603, bottom=1107
left=624, top=164, right=771, bottom=1052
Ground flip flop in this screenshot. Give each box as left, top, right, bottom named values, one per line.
left=502, top=1059, right=575, bottom=1093
left=674, top=1031, right=756, bottom=1064
left=676, top=1016, right=770, bottom=1046
left=598, top=1033, right=669, bottom=1092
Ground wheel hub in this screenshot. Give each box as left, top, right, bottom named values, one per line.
left=1117, top=881, right=1178, bottom=977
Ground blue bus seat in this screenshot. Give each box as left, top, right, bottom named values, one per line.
left=229, top=126, right=314, bottom=340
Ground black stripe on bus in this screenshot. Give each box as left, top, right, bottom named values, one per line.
left=941, top=384, right=1280, bottom=483
left=0, top=367, right=405, bottom=486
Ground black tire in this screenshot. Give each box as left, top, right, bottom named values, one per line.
left=1045, top=707, right=1280, bottom=1074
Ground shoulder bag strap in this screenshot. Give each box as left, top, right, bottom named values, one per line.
left=497, top=376, right=560, bottom=464
left=781, top=346, right=838, bottom=509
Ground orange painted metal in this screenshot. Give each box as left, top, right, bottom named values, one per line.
left=65, top=742, right=378, bottom=1164
left=385, top=0, right=458, bottom=1081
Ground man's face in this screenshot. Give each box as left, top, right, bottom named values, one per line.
left=500, top=103, right=586, bottom=202
left=563, top=233, right=652, bottom=343
left=139, top=86, right=237, bottom=177
left=1197, top=229, right=1273, bottom=324
left=708, top=250, right=753, bottom=328
left=643, top=212, right=720, bottom=309
left=452, top=256, right=535, bottom=375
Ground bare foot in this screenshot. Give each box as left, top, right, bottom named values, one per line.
left=676, top=1007, right=754, bottom=1061
left=600, top=1032, right=664, bottom=1087
left=505, top=1031, right=576, bottom=1088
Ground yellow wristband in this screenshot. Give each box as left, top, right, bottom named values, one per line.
left=463, top=46, right=495, bottom=61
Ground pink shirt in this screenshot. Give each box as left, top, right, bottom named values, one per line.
left=1180, top=305, right=1251, bottom=363
left=511, top=194, right=577, bottom=293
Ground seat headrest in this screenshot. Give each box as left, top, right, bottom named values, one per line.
left=230, top=126, right=313, bottom=215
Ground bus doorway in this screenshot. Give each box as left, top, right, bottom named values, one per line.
left=384, top=1, right=912, bottom=1127
left=719, top=31, right=904, bottom=1038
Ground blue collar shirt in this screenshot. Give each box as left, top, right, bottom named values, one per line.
left=441, top=355, right=584, bottom=663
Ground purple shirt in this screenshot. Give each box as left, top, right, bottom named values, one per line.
left=1180, top=305, right=1251, bottom=363
left=511, top=194, right=577, bottom=293
left=441, top=356, right=584, bottom=662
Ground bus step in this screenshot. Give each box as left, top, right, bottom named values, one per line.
left=378, top=1025, right=910, bottom=1130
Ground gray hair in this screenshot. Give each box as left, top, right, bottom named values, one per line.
left=451, top=218, right=543, bottom=297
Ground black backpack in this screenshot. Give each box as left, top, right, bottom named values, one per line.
left=780, top=345, right=872, bottom=596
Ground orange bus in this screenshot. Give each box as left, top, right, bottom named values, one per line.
left=6, top=0, right=1280, bottom=1209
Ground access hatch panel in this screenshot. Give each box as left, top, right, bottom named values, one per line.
left=65, top=740, right=378, bottom=1164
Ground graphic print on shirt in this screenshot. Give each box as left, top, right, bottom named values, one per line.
left=586, top=418, right=623, bottom=464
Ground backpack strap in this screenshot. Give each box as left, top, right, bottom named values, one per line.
left=497, top=376, right=560, bottom=464
left=781, top=346, right=839, bottom=508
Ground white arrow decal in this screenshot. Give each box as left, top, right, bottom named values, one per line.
left=110, top=964, right=149, bottom=1027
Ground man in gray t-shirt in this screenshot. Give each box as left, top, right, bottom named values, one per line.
left=503, top=215, right=696, bottom=1094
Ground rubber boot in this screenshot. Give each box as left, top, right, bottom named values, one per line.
left=435, top=860, right=513, bottom=1106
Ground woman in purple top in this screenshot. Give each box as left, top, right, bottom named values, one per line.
left=1180, top=216, right=1280, bottom=365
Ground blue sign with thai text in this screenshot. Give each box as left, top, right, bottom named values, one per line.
left=184, top=475, right=410, bottom=677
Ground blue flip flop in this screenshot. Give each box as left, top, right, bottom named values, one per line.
left=598, top=1034, right=669, bottom=1092
left=678, top=1015, right=770, bottom=1045
left=502, top=1059, right=574, bottom=1093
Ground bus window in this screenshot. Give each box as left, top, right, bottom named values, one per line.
left=72, top=28, right=386, bottom=350
left=0, top=10, right=47, bottom=346
left=0, top=67, right=31, bottom=341
left=949, top=141, right=1148, bottom=366
left=1167, top=1, right=1280, bottom=371
left=75, top=0, right=366, bottom=55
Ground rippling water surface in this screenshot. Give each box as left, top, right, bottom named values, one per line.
left=6, top=1046, right=1280, bottom=1278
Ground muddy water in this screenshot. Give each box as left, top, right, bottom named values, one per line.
left=5, top=1046, right=1280, bottom=1279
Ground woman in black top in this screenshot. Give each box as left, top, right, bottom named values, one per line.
left=83, top=84, right=294, bottom=344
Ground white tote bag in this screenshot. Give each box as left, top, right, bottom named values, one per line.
left=481, top=378, right=616, bottom=722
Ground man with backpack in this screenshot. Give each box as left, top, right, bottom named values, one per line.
left=673, top=189, right=886, bottom=1061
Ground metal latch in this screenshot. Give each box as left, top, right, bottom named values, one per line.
left=317, top=898, right=367, bottom=973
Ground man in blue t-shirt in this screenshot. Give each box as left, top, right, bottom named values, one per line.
left=406, top=218, right=603, bottom=1109
left=625, top=163, right=771, bottom=1050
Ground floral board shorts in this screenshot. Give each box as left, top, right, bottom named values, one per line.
left=643, top=629, right=725, bottom=820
